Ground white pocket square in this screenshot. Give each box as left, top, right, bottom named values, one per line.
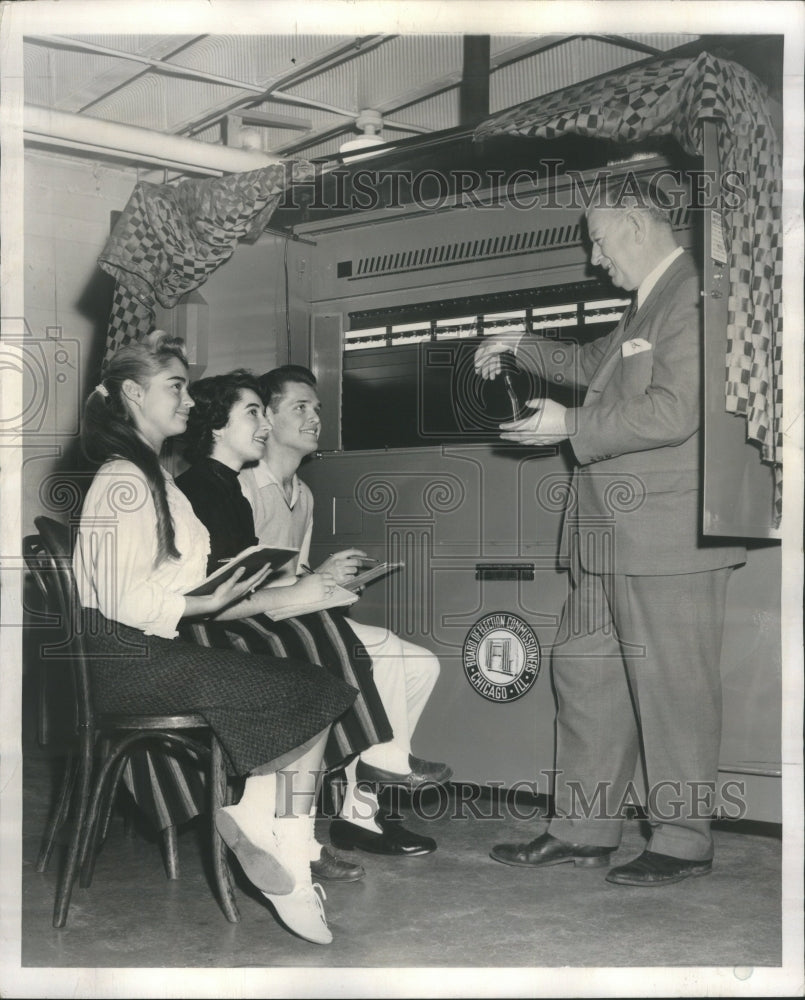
left=621, top=338, right=652, bottom=357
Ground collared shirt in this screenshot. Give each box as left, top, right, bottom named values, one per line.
left=240, top=458, right=314, bottom=578
left=636, top=245, right=684, bottom=310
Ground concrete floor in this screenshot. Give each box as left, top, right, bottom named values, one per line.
left=20, top=745, right=783, bottom=973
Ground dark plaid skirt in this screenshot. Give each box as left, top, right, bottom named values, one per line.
left=86, top=609, right=391, bottom=831
left=83, top=608, right=357, bottom=776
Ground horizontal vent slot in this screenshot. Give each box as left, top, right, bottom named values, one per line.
left=344, top=205, right=690, bottom=281
left=351, top=223, right=584, bottom=279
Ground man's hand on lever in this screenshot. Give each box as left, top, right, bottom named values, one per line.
left=473, top=331, right=527, bottom=380
left=474, top=331, right=569, bottom=446
left=500, top=398, right=569, bottom=446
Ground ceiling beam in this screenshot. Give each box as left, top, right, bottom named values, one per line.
left=236, top=109, right=312, bottom=131
left=489, top=34, right=577, bottom=71
left=459, top=35, right=490, bottom=126
left=586, top=35, right=664, bottom=56
left=28, top=34, right=269, bottom=94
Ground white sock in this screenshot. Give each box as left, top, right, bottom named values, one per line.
left=224, top=773, right=277, bottom=850
left=359, top=744, right=411, bottom=775
left=308, top=797, right=323, bottom=862
left=274, top=813, right=316, bottom=884
left=339, top=760, right=382, bottom=833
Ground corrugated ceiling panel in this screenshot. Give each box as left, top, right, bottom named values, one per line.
left=23, top=45, right=54, bottom=106
left=355, top=35, right=464, bottom=110
left=165, top=35, right=363, bottom=133
left=490, top=36, right=540, bottom=55
left=29, top=36, right=207, bottom=115
left=298, top=134, right=352, bottom=161
left=88, top=74, right=170, bottom=131
left=387, top=87, right=460, bottom=132
left=283, top=35, right=464, bottom=115
left=40, top=48, right=122, bottom=108
left=279, top=55, right=362, bottom=114
left=490, top=36, right=651, bottom=112
left=165, top=34, right=353, bottom=86
left=164, top=79, right=239, bottom=132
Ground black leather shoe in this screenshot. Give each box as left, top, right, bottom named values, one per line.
left=408, top=754, right=453, bottom=783
left=329, top=817, right=437, bottom=856
left=311, top=844, right=365, bottom=882
left=490, top=832, right=613, bottom=869
left=355, top=759, right=450, bottom=792
left=605, top=850, right=713, bottom=886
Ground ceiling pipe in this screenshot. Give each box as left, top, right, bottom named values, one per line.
left=24, top=105, right=281, bottom=174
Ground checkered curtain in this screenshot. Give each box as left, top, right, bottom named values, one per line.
left=98, top=159, right=316, bottom=368
left=475, top=52, right=783, bottom=521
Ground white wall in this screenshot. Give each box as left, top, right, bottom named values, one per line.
left=21, top=150, right=139, bottom=531
left=188, top=234, right=288, bottom=378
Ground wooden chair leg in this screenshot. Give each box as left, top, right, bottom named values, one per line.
left=79, top=751, right=129, bottom=889
left=161, top=825, right=179, bottom=880
left=76, top=739, right=126, bottom=890
left=52, top=737, right=94, bottom=928
left=98, top=754, right=129, bottom=843
left=36, top=751, right=77, bottom=873
left=210, top=736, right=239, bottom=923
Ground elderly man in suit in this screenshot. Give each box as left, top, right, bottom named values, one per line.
left=474, top=182, right=745, bottom=886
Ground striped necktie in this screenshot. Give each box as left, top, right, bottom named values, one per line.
left=621, top=298, right=637, bottom=330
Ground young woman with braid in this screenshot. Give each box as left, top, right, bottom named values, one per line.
left=73, top=333, right=355, bottom=944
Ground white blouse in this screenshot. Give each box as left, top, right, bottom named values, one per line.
left=73, top=459, right=211, bottom=639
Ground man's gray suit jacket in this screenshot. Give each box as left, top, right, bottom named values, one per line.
left=522, top=252, right=746, bottom=576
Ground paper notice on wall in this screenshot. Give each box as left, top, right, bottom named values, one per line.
left=710, top=210, right=728, bottom=265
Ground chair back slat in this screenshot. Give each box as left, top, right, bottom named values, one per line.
left=25, top=516, right=95, bottom=733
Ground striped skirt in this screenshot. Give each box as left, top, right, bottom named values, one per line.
left=121, top=610, right=392, bottom=831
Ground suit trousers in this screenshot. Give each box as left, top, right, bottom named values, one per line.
left=547, top=559, right=732, bottom=861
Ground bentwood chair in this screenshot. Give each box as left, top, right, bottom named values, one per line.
left=24, top=515, right=240, bottom=928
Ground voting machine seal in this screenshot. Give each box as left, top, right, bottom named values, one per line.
left=462, top=613, right=541, bottom=703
